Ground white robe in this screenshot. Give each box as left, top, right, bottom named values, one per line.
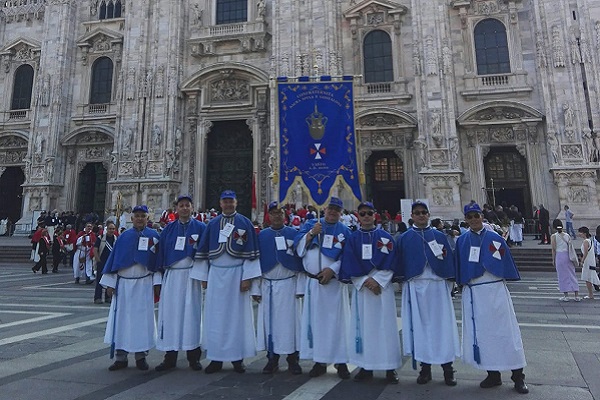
left=73, top=236, right=94, bottom=279
left=349, top=269, right=402, bottom=370
left=190, top=253, right=261, bottom=362
left=509, top=221, right=523, bottom=243
left=156, top=257, right=203, bottom=351
left=255, top=264, right=305, bottom=355
left=101, top=264, right=160, bottom=353
left=461, top=271, right=527, bottom=370
left=297, top=235, right=350, bottom=364
left=401, top=266, right=460, bottom=364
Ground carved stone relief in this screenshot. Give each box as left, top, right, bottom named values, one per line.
left=567, top=186, right=590, bottom=203
left=552, top=26, right=565, bottom=68
left=210, top=79, right=250, bottom=102
left=1, top=0, right=45, bottom=23
left=359, top=113, right=404, bottom=127
left=424, top=36, right=438, bottom=76
left=432, top=188, right=454, bottom=206
left=561, top=144, right=582, bottom=160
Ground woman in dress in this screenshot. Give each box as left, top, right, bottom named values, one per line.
left=551, top=219, right=580, bottom=301
left=577, top=227, right=600, bottom=299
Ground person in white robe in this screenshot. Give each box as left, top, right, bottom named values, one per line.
left=190, top=190, right=261, bottom=374
left=253, top=201, right=305, bottom=374
left=294, top=197, right=352, bottom=379
left=455, top=202, right=529, bottom=395
left=101, top=205, right=161, bottom=372
left=155, top=195, right=206, bottom=371
left=397, top=201, right=460, bottom=386
left=73, top=223, right=96, bottom=284
left=340, top=201, right=401, bottom=384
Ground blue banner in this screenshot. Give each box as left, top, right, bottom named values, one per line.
left=278, top=80, right=362, bottom=206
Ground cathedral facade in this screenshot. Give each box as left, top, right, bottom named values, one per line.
left=1, top=0, right=599, bottom=230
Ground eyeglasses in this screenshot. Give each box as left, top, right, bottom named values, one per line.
left=359, top=211, right=374, bottom=217
left=465, top=213, right=482, bottom=220
left=412, top=211, right=429, bottom=216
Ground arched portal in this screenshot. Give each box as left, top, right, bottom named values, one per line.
left=0, top=166, right=25, bottom=225
left=77, top=163, right=108, bottom=220
left=366, top=150, right=405, bottom=214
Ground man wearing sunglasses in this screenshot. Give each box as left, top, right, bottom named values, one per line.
left=294, top=197, right=352, bottom=379
left=340, top=202, right=401, bottom=384
left=455, top=203, right=528, bottom=394
left=397, top=201, right=459, bottom=386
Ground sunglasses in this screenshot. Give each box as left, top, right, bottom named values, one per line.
left=359, top=211, right=374, bottom=217
left=412, top=210, right=429, bottom=216
left=465, top=213, right=482, bottom=220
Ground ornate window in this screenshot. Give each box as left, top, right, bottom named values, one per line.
left=11, top=64, right=34, bottom=110
left=216, top=0, right=247, bottom=25
left=99, top=0, right=122, bottom=20
left=89, top=57, right=114, bottom=104
left=374, top=156, right=403, bottom=182
left=363, top=30, right=393, bottom=83
left=474, top=18, right=510, bottom=75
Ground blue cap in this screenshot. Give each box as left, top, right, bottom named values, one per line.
left=176, top=194, right=193, bottom=204
left=220, top=190, right=236, bottom=200
left=411, top=201, right=428, bottom=211
left=267, top=201, right=280, bottom=211
left=132, top=205, right=149, bottom=213
left=358, top=201, right=375, bottom=210
left=464, top=202, right=483, bottom=215
left=328, top=197, right=343, bottom=209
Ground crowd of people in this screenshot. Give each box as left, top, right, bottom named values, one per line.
left=78, top=191, right=531, bottom=394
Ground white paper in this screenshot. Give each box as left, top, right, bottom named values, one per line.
left=322, top=234, right=334, bottom=249
left=428, top=240, right=443, bottom=257
left=138, top=237, right=149, bottom=251
left=362, top=244, right=373, bottom=260
left=175, top=236, right=186, bottom=251
left=469, top=246, right=480, bottom=263
left=275, top=236, right=287, bottom=251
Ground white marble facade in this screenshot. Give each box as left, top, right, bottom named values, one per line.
left=1, top=0, right=600, bottom=226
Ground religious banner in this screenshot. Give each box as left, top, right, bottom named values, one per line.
left=278, top=78, right=362, bottom=206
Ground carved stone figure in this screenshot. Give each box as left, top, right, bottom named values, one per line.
left=126, top=66, right=136, bottom=100
left=191, top=4, right=203, bottom=26
left=34, top=134, right=44, bottom=154
left=40, top=74, right=50, bottom=107
left=563, top=103, right=575, bottom=137
left=155, top=65, right=164, bottom=98
left=547, top=132, right=559, bottom=164
left=122, top=127, right=132, bottom=154
left=257, top=0, right=266, bottom=20
left=152, top=124, right=162, bottom=146
left=552, top=26, right=565, bottom=68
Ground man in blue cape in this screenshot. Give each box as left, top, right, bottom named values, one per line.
left=397, top=201, right=460, bottom=386
left=155, top=195, right=206, bottom=372
left=253, top=201, right=305, bottom=375
left=190, top=190, right=260, bottom=374
left=455, top=202, right=528, bottom=394
left=294, top=197, right=352, bottom=379
left=100, top=205, right=161, bottom=372
left=340, top=201, right=401, bottom=384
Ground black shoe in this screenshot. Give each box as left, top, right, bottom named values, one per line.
left=32, top=267, right=37, bottom=273
left=262, top=358, right=279, bottom=374
left=386, top=369, right=399, bottom=384
left=189, top=360, right=202, bottom=371
left=205, top=361, right=223, bottom=374
left=514, top=380, right=529, bottom=394
left=108, top=361, right=128, bottom=371
left=286, top=353, right=302, bottom=375
left=136, top=358, right=149, bottom=371
left=232, top=360, right=246, bottom=373
left=334, top=363, right=350, bottom=379
left=308, top=362, right=327, bottom=377
left=75, top=278, right=80, bottom=284
left=155, top=361, right=177, bottom=372
left=594, top=285, right=600, bottom=292
left=443, top=368, right=457, bottom=386
left=85, top=278, right=93, bottom=284
left=353, top=368, right=373, bottom=382
left=52, top=269, right=58, bottom=273
left=41, top=271, right=48, bottom=274
left=480, top=373, right=502, bottom=388
left=417, top=364, right=432, bottom=384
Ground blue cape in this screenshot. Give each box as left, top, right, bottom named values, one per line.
left=339, top=227, right=397, bottom=282
left=455, top=229, right=520, bottom=284
left=157, top=218, right=206, bottom=271
left=197, top=212, right=259, bottom=260
left=259, top=226, right=303, bottom=273
left=397, top=227, right=455, bottom=281
left=294, top=218, right=351, bottom=261
left=102, top=227, right=160, bottom=274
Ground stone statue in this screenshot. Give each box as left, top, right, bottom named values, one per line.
left=563, top=103, right=575, bottom=136
left=152, top=124, right=162, bottom=146
left=257, top=0, right=266, bottom=20
left=126, top=66, right=136, bottom=100
left=122, top=127, right=132, bottom=154
left=34, top=134, right=44, bottom=154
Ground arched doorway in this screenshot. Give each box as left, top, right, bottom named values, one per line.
left=0, top=166, right=25, bottom=225
left=205, top=120, right=253, bottom=217
left=484, top=147, right=532, bottom=217
left=365, top=151, right=405, bottom=214
left=77, top=163, right=107, bottom=221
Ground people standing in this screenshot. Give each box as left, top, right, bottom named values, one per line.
left=551, top=219, right=580, bottom=302
left=51, top=229, right=66, bottom=273
left=63, top=224, right=76, bottom=269
left=93, top=222, right=117, bottom=304
left=294, top=197, right=352, bottom=379
left=397, top=201, right=459, bottom=386
left=154, top=195, right=206, bottom=372
left=73, top=223, right=96, bottom=284
left=577, top=227, right=599, bottom=300
left=538, top=204, right=551, bottom=244
left=101, top=205, right=161, bottom=371
left=340, top=201, right=401, bottom=384
left=190, top=190, right=260, bottom=374
left=455, top=202, right=528, bottom=394
left=32, top=229, right=50, bottom=274
left=254, top=201, right=305, bottom=375
left=564, top=205, right=576, bottom=238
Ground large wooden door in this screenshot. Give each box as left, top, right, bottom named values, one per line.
left=0, top=166, right=24, bottom=224
left=365, top=151, right=405, bottom=214
left=77, top=163, right=107, bottom=220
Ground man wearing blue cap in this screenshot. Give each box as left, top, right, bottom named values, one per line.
left=253, top=201, right=305, bottom=375
left=100, top=205, right=161, bottom=372
left=190, top=190, right=260, bottom=374
left=154, top=195, right=206, bottom=372
left=455, top=202, right=528, bottom=394
left=340, top=201, right=401, bottom=384
left=397, top=201, right=460, bottom=386
left=294, top=197, right=352, bottom=379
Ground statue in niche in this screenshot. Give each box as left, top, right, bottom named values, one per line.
left=122, top=127, right=132, bottom=154
left=413, top=138, right=428, bottom=168
left=257, top=0, right=266, bottom=20
left=152, top=125, right=162, bottom=147
left=126, top=67, right=136, bottom=100
left=547, top=132, right=559, bottom=164
left=448, top=137, right=459, bottom=168
left=563, top=103, right=575, bottom=137
left=582, top=130, right=595, bottom=162
left=40, top=74, right=50, bottom=107
left=34, top=134, right=44, bottom=154
left=191, top=4, right=203, bottom=25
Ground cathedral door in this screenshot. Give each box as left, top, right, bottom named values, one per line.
left=205, top=120, right=253, bottom=217
left=0, top=167, right=25, bottom=224
left=77, top=163, right=107, bottom=220
left=365, top=151, right=405, bottom=214
left=484, top=147, right=532, bottom=217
